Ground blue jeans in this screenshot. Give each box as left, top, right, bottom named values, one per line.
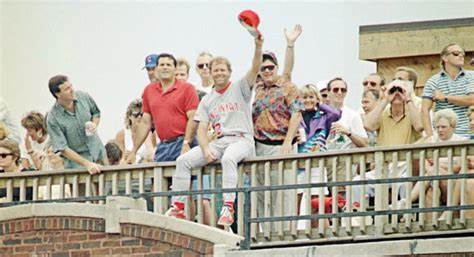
left=154, top=137, right=210, bottom=200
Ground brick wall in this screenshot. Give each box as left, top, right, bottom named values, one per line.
left=0, top=217, right=213, bottom=257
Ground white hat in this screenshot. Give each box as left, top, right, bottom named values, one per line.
left=316, top=80, right=330, bottom=92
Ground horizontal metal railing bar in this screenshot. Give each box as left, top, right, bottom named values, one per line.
left=250, top=205, right=474, bottom=223
left=0, top=140, right=472, bottom=178
left=1, top=173, right=474, bottom=207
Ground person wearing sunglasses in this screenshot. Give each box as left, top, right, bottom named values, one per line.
left=46, top=75, right=106, bottom=175
left=194, top=52, right=214, bottom=96
left=422, top=43, right=474, bottom=139
left=325, top=77, right=368, bottom=187
left=142, top=54, right=159, bottom=83
left=166, top=32, right=263, bottom=227
left=115, top=99, right=156, bottom=164
left=364, top=80, right=423, bottom=147
left=252, top=25, right=304, bottom=231
left=0, top=140, right=33, bottom=203
left=362, top=73, right=385, bottom=93
left=316, top=80, right=330, bottom=105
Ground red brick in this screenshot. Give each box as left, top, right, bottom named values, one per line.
left=11, top=253, right=30, bottom=257
left=70, top=250, right=91, bottom=257
left=183, top=251, right=201, bottom=257
left=111, top=247, right=132, bottom=254
left=68, top=234, right=88, bottom=241
left=132, top=246, right=151, bottom=253
left=36, top=243, right=55, bottom=252
left=81, top=241, right=101, bottom=249
left=102, top=240, right=120, bottom=247
left=88, top=233, right=106, bottom=240
left=14, top=245, right=35, bottom=253
left=151, top=243, right=171, bottom=252
left=90, top=248, right=110, bottom=255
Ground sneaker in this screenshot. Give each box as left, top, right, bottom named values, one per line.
left=217, top=206, right=234, bottom=226
left=164, top=206, right=186, bottom=219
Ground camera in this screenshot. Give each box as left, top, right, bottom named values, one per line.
left=389, top=86, right=404, bottom=95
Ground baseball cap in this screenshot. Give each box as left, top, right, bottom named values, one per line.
left=142, top=54, right=158, bottom=70
left=262, top=51, right=278, bottom=66
left=316, top=80, right=330, bottom=92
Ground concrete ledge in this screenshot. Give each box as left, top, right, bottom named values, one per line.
left=0, top=203, right=106, bottom=222
left=120, top=209, right=243, bottom=248
left=225, top=237, right=474, bottom=257
left=0, top=196, right=242, bottom=249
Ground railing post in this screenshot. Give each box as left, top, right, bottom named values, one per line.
left=154, top=167, right=168, bottom=214
left=241, top=189, right=251, bottom=250
left=374, top=151, right=387, bottom=235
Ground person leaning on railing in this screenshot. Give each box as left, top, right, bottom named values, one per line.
left=0, top=140, right=33, bottom=203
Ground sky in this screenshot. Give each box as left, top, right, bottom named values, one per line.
left=1, top=0, right=473, bottom=141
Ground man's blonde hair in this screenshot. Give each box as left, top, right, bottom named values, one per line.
left=210, top=57, right=232, bottom=72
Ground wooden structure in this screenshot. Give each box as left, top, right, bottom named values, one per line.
left=359, top=17, right=474, bottom=96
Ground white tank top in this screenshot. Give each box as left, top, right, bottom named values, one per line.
left=124, top=129, right=146, bottom=163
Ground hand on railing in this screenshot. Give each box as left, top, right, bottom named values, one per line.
left=85, top=161, right=102, bottom=174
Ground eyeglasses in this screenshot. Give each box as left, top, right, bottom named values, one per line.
left=363, top=81, right=378, bottom=87
left=197, top=63, right=209, bottom=69
left=130, top=112, right=143, bottom=118
left=260, top=65, right=276, bottom=72
left=0, top=153, right=13, bottom=159
left=321, top=93, right=328, bottom=98
left=449, top=51, right=465, bottom=57
left=331, top=87, right=347, bottom=94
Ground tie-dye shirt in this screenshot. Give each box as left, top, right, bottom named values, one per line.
left=252, top=82, right=304, bottom=142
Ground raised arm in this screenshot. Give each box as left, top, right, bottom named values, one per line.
left=246, top=36, right=263, bottom=87
left=282, top=24, right=302, bottom=81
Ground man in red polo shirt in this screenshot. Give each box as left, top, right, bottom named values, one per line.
left=126, top=53, right=199, bottom=163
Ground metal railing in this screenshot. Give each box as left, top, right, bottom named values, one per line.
left=1, top=140, right=473, bottom=249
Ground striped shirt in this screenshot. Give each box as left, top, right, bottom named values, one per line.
left=422, top=69, right=474, bottom=137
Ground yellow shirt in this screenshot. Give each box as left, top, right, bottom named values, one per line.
left=377, top=107, right=421, bottom=146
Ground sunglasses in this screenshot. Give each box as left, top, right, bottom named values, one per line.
left=449, top=51, right=465, bottom=57
left=130, top=112, right=143, bottom=118
left=331, top=87, right=347, bottom=94
left=321, top=93, right=328, bottom=98
left=260, top=65, right=276, bottom=72
left=0, top=153, right=13, bottom=159
left=197, top=63, right=209, bottom=69
left=363, top=81, right=378, bottom=87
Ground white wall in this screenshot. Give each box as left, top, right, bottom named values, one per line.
left=1, top=0, right=473, bottom=141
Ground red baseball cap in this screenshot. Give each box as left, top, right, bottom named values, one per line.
left=238, top=10, right=261, bottom=38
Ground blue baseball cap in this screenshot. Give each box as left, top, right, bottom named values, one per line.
left=142, top=54, right=158, bottom=70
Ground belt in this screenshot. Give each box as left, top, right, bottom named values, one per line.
left=161, top=135, right=184, bottom=144
left=255, top=138, right=298, bottom=145
left=217, top=133, right=245, bottom=139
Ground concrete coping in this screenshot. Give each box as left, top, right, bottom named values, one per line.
left=0, top=196, right=243, bottom=249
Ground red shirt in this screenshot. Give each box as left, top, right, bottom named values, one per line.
left=142, top=80, right=199, bottom=141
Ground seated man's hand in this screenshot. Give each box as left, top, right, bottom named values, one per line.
left=203, top=148, right=217, bottom=163
left=86, top=161, right=101, bottom=175
left=124, top=151, right=136, bottom=164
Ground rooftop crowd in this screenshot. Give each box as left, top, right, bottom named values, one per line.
left=1, top=25, right=474, bottom=228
